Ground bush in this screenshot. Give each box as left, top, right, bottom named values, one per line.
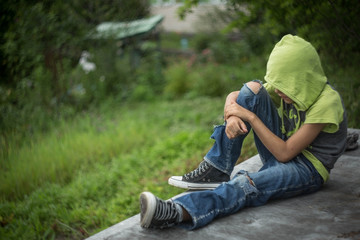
left=163, top=61, right=191, bottom=98
left=210, top=37, right=252, bottom=64
left=190, top=64, right=231, bottom=97
left=0, top=64, right=76, bottom=145
left=240, top=25, right=274, bottom=56
left=163, top=54, right=266, bottom=100
left=324, top=64, right=360, bottom=128
left=192, top=33, right=214, bottom=53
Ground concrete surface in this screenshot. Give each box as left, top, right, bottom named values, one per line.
left=87, top=128, right=360, bottom=240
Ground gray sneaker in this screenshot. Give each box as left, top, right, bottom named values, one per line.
left=168, top=160, right=230, bottom=190
left=140, top=192, right=182, bottom=229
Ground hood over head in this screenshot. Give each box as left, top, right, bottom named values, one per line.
left=264, top=34, right=327, bottom=111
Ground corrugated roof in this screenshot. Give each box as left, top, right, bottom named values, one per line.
left=88, top=15, right=163, bottom=40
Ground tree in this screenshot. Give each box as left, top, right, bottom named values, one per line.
left=179, top=0, right=360, bottom=66
left=1, top=0, right=150, bottom=99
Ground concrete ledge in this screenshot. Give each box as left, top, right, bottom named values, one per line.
left=87, top=129, right=360, bottom=240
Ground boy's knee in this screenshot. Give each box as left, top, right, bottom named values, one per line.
left=246, top=81, right=261, bottom=94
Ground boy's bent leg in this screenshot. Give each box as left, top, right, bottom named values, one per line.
left=206, top=80, right=281, bottom=172
left=169, top=80, right=281, bottom=190
left=204, top=83, right=260, bottom=174
left=168, top=91, right=254, bottom=190
left=237, top=80, right=283, bottom=163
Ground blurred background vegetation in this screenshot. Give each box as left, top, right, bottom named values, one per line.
left=0, top=0, right=359, bottom=239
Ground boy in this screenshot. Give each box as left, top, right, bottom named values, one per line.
left=139, top=34, right=347, bottom=230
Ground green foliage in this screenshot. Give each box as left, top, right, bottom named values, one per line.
left=0, top=98, right=222, bottom=200
left=163, top=55, right=266, bottom=99
left=0, top=0, right=151, bottom=137
left=180, top=0, right=360, bottom=66
left=210, top=36, right=252, bottom=63
left=192, top=33, right=214, bottom=53
left=192, top=33, right=251, bottom=61
left=0, top=41, right=163, bottom=145
left=2, top=97, right=260, bottom=239
left=189, top=64, right=235, bottom=97
left=0, top=65, right=59, bottom=144
left=164, top=61, right=191, bottom=98
left=177, top=0, right=201, bottom=19
left=130, top=50, right=165, bottom=101
left=161, top=32, right=193, bottom=49
left=1, top=0, right=150, bottom=86
left=73, top=0, right=150, bottom=24
left=324, top=64, right=360, bottom=128
left=2, top=1, right=84, bottom=87
left=225, top=0, right=360, bottom=66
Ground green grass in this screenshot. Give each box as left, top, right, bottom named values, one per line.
left=0, top=97, right=257, bottom=239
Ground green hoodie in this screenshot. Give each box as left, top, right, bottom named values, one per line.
left=264, top=35, right=347, bottom=182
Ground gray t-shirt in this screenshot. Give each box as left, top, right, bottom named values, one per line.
left=282, top=102, right=347, bottom=172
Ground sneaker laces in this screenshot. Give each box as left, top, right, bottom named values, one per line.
left=184, top=161, right=210, bottom=180
left=154, top=199, right=180, bottom=222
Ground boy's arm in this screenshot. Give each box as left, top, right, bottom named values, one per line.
left=224, top=91, right=240, bottom=115
left=225, top=102, right=326, bottom=162
left=224, top=91, right=249, bottom=135
left=250, top=116, right=325, bottom=162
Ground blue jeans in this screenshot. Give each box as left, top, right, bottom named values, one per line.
left=173, top=81, right=323, bottom=230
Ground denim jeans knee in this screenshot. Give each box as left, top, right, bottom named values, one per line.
left=205, top=80, right=282, bottom=173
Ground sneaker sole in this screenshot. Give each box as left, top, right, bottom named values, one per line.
left=168, top=176, right=221, bottom=190
left=140, top=192, right=157, bottom=228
